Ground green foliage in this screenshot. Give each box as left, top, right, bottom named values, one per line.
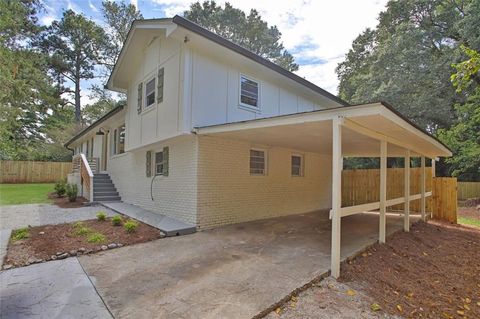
left=96, top=211, right=107, bottom=221
left=458, top=216, right=480, bottom=228
left=336, top=0, right=480, bottom=130
left=87, top=232, right=106, bottom=243
left=65, top=183, right=78, bottom=202
left=111, top=215, right=122, bottom=226
left=123, top=219, right=138, bottom=233
left=54, top=179, right=67, bottom=197
left=74, top=226, right=91, bottom=236
left=12, top=227, right=29, bottom=241
left=184, top=1, right=298, bottom=71
left=451, top=45, right=480, bottom=92
left=437, top=88, right=480, bottom=181
left=73, top=221, right=85, bottom=229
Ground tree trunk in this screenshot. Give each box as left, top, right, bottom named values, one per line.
left=74, top=59, right=81, bottom=122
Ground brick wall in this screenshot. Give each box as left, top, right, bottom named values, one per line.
left=107, top=135, right=197, bottom=225
left=196, top=135, right=332, bottom=230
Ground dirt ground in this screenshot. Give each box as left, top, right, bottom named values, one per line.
left=267, top=221, right=480, bottom=319
left=5, top=217, right=161, bottom=267
left=48, top=192, right=87, bottom=208
left=458, top=206, right=480, bottom=220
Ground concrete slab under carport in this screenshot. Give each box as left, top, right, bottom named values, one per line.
left=79, top=210, right=418, bottom=319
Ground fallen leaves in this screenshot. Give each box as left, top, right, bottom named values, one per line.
left=346, top=289, right=356, bottom=296
left=371, top=303, right=382, bottom=311
left=396, top=304, right=403, bottom=313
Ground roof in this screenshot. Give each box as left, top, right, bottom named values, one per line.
left=65, top=105, right=124, bottom=148
left=106, top=16, right=349, bottom=107
left=195, top=101, right=452, bottom=157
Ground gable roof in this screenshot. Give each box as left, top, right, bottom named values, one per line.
left=107, top=16, right=349, bottom=107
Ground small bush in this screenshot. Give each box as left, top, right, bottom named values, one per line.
left=124, top=220, right=138, bottom=233
left=111, top=215, right=122, bottom=226
left=54, top=180, right=67, bottom=197
left=12, top=228, right=29, bottom=241
left=65, top=183, right=78, bottom=202
left=73, top=221, right=84, bottom=229
left=87, top=232, right=106, bottom=243
left=74, top=226, right=91, bottom=236
left=96, top=211, right=107, bottom=221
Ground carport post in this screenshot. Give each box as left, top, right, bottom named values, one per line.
left=379, top=140, right=387, bottom=243
left=330, top=117, right=343, bottom=279
left=404, top=150, right=410, bottom=232
left=420, top=156, right=426, bottom=221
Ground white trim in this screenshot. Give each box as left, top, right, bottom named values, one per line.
left=404, top=149, right=410, bottom=232
left=239, top=74, right=261, bottom=111
left=249, top=148, right=267, bottom=176
left=330, top=117, right=343, bottom=278
left=144, top=76, right=156, bottom=109
left=420, top=156, right=426, bottom=220
left=379, top=140, right=387, bottom=243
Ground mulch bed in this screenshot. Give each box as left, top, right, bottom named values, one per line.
left=4, top=217, right=162, bottom=269
left=48, top=192, right=87, bottom=208
left=340, top=221, right=480, bottom=318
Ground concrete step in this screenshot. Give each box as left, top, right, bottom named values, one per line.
left=94, top=191, right=119, bottom=197
left=93, top=196, right=121, bottom=202
left=93, top=181, right=114, bottom=186
left=93, top=177, right=112, bottom=182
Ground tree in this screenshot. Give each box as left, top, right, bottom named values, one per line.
left=184, top=1, right=298, bottom=71
left=437, top=46, right=480, bottom=181
left=100, top=0, right=143, bottom=73
left=39, top=10, right=108, bottom=123
left=336, top=0, right=480, bottom=130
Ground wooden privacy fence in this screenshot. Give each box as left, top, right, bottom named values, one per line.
left=457, top=182, right=480, bottom=200
left=432, top=177, right=457, bottom=223
left=342, top=168, right=433, bottom=212
left=0, top=161, right=72, bottom=183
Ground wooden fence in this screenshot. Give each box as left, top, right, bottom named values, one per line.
left=457, top=182, right=480, bottom=200
left=432, top=177, right=457, bottom=223
left=342, top=167, right=433, bottom=212
left=0, top=161, right=72, bottom=183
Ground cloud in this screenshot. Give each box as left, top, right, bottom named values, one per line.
left=149, top=0, right=387, bottom=94
left=41, top=15, right=56, bottom=26
left=88, top=0, right=98, bottom=12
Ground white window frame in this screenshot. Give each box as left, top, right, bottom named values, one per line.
left=111, top=124, right=125, bottom=156
left=155, top=150, right=165, bottom=175
left=291, top=154, right=304, bottom=177
left=250, top=148, right=267, bottom=176
left=239, top=74, right=261, bottom=111
left=144, top=76, right=156, bottom=109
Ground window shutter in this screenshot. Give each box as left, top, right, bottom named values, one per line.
left=137, top=83, right=143, bottom=114
left=163, top=146, right=169, bottom=176
left=157, top=68, right=164, bottom=103
left=146, top=151, right=152, bottom=177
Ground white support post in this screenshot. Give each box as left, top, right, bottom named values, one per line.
left=379, top=140, right=387, bottom=243
left=431, top=158, right=436, bottom=177
left=330, top=117, right=343, bottom=279
left=420, top=156, right=426, bottom=221
left=404, top=150, right=410, bottom=232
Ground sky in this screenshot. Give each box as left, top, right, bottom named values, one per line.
left=39, top=0, right=388, bottom=105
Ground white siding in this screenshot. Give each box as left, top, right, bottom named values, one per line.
left=190, top=51, right=330, bottom=128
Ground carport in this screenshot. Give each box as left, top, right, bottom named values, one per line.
left=195, top=101, right=452, bottom=278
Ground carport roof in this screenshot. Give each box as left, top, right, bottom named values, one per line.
left=194, top=101, right=452, bottom=158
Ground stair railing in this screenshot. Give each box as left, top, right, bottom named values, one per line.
left=77, top=153, right=94, bottom=202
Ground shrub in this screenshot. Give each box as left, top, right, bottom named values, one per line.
left=65, top=183, right=78, bottom=202
left=74, top=226, right=91, bottom=236
left=73, top=221, right=84, bottom=229
left=54, top=179, right=67, bottom=197
left=87, top=232, right=106, bottom=243
left=96, top=211, right=106, bottom=221
left=111, top=215, right=122, bottom=226
left=12, top=228, right=29, bottom=241
left=124, top=220, right=138, bottom=233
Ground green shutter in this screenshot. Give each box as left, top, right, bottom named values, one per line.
left=146, top=151, right=152, bottom=177
left=157, top=67, right=164, bottom=103
left=137, top=82, right=143, bottom=114
left=163, top=146, right=169, bottom=176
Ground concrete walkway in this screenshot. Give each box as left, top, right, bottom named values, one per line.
left=0, top=258, right=112, bottom=318
left=101, top=202, right=196, bottom=236
left=0, top=204, right=116, bottom=230
left=80, top=211, right=416, bottom=319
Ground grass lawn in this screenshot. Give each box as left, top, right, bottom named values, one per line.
left=0, top=183, right=54, bottom=206
left=458, top=216, right=480, bottom=228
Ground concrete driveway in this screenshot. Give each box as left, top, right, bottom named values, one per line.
left=79, top=211, right=414, bottom=319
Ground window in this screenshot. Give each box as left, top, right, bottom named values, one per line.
left=250, top=149, right=266, bottom=175
left=155, top=151, right=164, bottom=175
left=291, top=154, right=304, bottom=177
left=154, top=147, right=169, bottom=176
left=240, top=75, right=259, bottom=108
left=145, top=78, right=156, bottom=108
left=111, top=124, right=125, bottom=155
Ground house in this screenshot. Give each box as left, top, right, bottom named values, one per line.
left=65, top=15, right=451, bottom=277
